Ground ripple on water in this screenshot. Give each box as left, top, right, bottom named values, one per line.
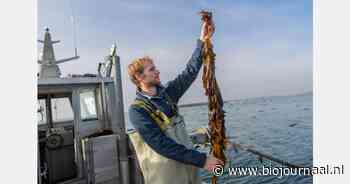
left=181, top=94, right=312, bottom=184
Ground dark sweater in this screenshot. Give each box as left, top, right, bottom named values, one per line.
left=128, top=40, right=206, bottom=168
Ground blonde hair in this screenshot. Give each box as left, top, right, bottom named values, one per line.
left=128, top=56, right=153, bottom=87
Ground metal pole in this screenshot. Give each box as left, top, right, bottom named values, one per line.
left=113, top=55, right=126, bottom=131
left=112, top=49, right=130, bottom=184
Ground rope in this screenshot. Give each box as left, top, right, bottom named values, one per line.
left=230, top=142, right=311, bottom=170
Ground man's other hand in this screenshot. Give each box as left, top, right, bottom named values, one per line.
left=203, top=154, right=224, bottom=172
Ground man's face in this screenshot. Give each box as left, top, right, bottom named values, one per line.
left=138, top=60, right=161, bottom=86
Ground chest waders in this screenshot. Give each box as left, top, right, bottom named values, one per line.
left=128, top=95, right=202, bottom=184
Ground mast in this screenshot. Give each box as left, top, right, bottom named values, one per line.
left=38, top=28, right=79, bottom=78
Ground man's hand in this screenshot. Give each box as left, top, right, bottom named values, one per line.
left=200, top=12, right=215, bottom=42
left=203, top=154, right=224, bottom=172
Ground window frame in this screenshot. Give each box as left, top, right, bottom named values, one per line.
left=79, top=88, right=99, bottom=122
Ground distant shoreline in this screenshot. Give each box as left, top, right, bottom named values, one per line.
left=178, top=101, right=231, bottom=108
left=178, top=102, right=208, bottom=108
left=178, top=91, right=312, bottom=108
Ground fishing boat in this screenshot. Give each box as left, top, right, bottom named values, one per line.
left=37, top=28, right=146, bottom=184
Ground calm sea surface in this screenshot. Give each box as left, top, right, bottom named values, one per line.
left=127, top=93, right=313, bottom=184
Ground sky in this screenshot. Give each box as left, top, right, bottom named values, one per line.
left=38, top=0, right=312, bottom=106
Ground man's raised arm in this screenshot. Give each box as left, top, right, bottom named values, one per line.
left=164, top=40, right=204, bottom=103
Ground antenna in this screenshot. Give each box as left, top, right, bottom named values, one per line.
left=69, top=0, right=78, bottom=57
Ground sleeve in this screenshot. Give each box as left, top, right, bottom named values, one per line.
left=164, top=39, right=204, bottom=103
left=129, top=105, right=207, bottom=168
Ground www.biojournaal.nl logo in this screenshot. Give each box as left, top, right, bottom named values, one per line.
left=212, top=164, right=345, bottom=178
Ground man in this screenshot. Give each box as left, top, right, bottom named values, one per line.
left=128, top=20, right=223, bottom=184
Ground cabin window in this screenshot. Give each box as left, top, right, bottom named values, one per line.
left=37, top=99, right=47, bottom=125
left=51, top=97, right=74, bottom=123
left=80, top=90, right=98, bottom=121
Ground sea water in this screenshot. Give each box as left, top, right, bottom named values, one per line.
left=126, top=92, right=313, bottom=184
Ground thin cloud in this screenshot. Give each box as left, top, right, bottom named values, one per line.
left=38, top=0, right=312, bottom=106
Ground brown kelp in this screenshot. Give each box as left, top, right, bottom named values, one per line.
left=199, top=10, right=227, bottom=184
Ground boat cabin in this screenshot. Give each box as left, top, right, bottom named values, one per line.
left=37, top=29, right=143, bottom=184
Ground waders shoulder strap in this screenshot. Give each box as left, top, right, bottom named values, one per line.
left=132, top=99, right=171, bottom=131
left=163, top=93, right=178, bottom=115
